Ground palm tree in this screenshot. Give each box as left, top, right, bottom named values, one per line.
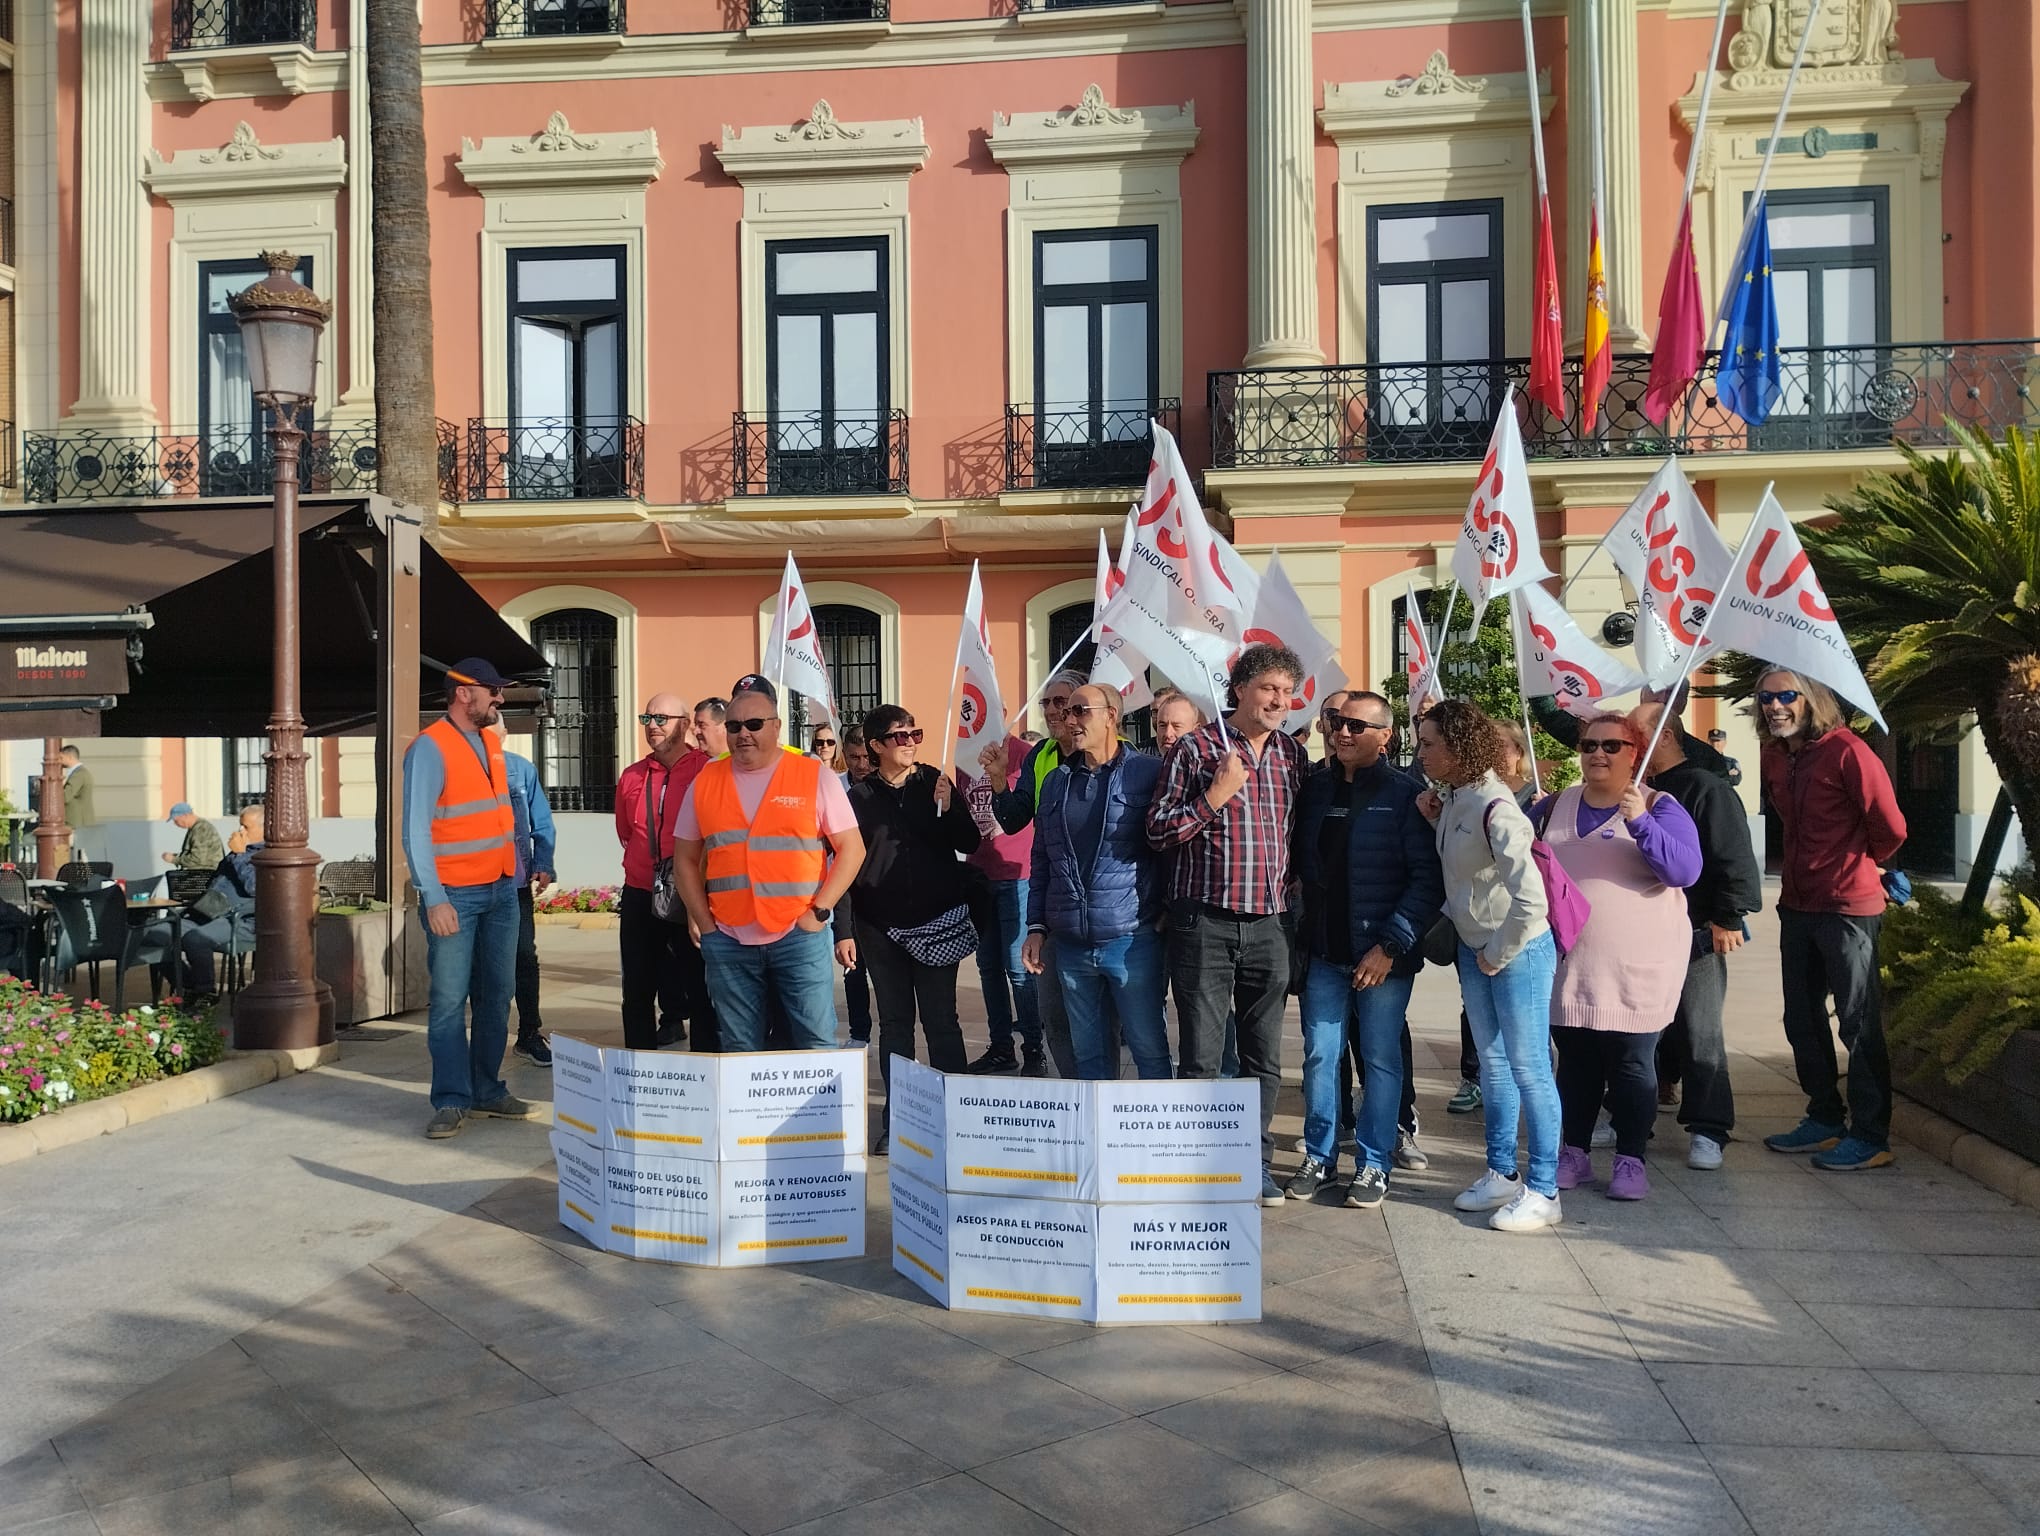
left=366, top=0, right=438, bottom=512
left=1774, top=426, right=2040, bottom=911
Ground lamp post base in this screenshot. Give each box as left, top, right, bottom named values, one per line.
left=233, top=978, right=337, bottom=1053
left=235, top=841, right=336, bottom=1052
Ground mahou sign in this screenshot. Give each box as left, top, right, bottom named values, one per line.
left=2, top=637, right=129, bottom=698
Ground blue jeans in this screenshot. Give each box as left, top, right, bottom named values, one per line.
left=1457, top=930, right=1561, bottom=1197
left=422, top=877, right=517, bottom=1112
left=1057, top=928, right=1172, bottom=1080
left=974, top=878, right=1041, bottom=1053
left=701, top=924, right=838, bottom=1051
left=1300, top=957, right=1417, bottom=1177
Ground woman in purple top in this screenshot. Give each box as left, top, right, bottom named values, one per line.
left=1533, top=711, right=1702, bottom=1202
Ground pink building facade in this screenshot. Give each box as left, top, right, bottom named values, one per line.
left=6, top=0, right=2035, bottom=875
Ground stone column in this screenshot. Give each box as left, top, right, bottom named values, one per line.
left=1244, top=0, right=1324, bottom=368
left=68, top=4, right=156, bottom=426
left=1567, top=0, right=1648, bottom=347
left=338, top=0, right=375, bottom=415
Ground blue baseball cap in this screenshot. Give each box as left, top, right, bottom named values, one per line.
left=167, top=803, right=195, bottom=820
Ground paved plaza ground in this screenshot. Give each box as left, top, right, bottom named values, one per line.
left=4, top=899, right=2039, bottom=1535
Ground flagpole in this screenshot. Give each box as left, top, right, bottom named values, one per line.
left=939, top=568, right=972, bottom=780
left=1509, top=592, right=1545, bottom=797
left=1585, top=0, right=1608, bottom=442
left=1414, top=577, right=1459, bottom=708
left=1520, top=2, right=1548, bottom=200
left=1711, top=0, right=1823, bottom=335
left=1670, top=0, right=1736, bottom=440
left=773, top=552, right=789, bottom=714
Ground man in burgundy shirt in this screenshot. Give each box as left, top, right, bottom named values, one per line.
left=1755, top=668, right=1907, bottom=1171
left=1147, top=644, right=1309, bottom=1205
left=614, top=691, right=713, bottom=1051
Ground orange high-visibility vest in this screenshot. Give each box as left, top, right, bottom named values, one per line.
left=695, top=753, right=828, bottom=936
left=423, top=718, right=517, bottom=888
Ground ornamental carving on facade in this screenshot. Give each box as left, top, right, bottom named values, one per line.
left=1386, top=51, right=1486, bottom=99
left=511, top=112, right=599, bottom=154
left=1049, top=85, right=1138, bottom=129
left=1727, top=0, right=1901, bottom=74
left=776, top=101, right=866, bottom=142
left=197, top=122, right=285, bottom=165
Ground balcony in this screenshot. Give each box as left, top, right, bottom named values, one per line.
left=170, top=0, right=316, bottom=50
left=0, top=423, right=14, bottom=491
left=481, top=0, right=626, bottom=39
left=733, top=410, right=908, bottom=497
left=747, top=0, right=887, bottom=23
left=20, top=424, right=386, bottom=504
left=1208, top=342, right=2040, bottom=471
left=464, top=417, right=645, bottom=502
left=1005, top=400, right=1179, bottom=492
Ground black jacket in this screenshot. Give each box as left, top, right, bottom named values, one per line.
left=1532, top=696, right=1733, bottom=780
left=1652, top=757, right=1763, bottom=931
left=1290, top=759, right=1445, bottom=975
left=840, top=763, right=981, bottom=934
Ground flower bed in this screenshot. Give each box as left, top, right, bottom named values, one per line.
left=536, top=885, right=620, bottom=916
left=0, top=978, right=227, bottom=1123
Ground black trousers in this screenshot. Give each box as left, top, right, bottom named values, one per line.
left=1669, top=945, right=1735, bottom=1141
left=1554, top=1027, right=1662, bottom=1159
left=1459, top=1011, right=1480, bottom=1082
left=1779, top=907, right=1890, bottom=1144
left=618, top=885, right=715, bottom=1052
left=514, top=886, right=542, bottom=1041
left=844, top=957, right=872, bottom=1042
left=860, top=921, right=968, bottom=1127
left=1167, top=903, right=1288, bottom=1159
left=1037, top=936, right=1077, bottom=1077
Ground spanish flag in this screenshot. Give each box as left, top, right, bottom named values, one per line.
left=1581, top=205, right=1611, bottom=432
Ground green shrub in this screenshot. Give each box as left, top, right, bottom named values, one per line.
left=1882, top=885, right=2040, bottom=1083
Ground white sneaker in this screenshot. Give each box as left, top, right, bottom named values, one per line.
left=1591, top=1113, right=1617, bottom=1149
left=1490, top=1187, right=1563, bottom=1233
left=1453, top=1168, right=1521, bottom=1212
left=1687, top=1133, right=1724, bottom=1171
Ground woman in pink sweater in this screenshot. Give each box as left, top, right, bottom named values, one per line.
left=1534, top=712, right=1702, bottom=1202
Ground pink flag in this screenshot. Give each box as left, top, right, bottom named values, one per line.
left=1643, top=204, right=1706, bottom=426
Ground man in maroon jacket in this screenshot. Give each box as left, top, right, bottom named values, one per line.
left=1755, top=668, right=1907, bottom=1171
left=614, top=692, right=713, bottom=1051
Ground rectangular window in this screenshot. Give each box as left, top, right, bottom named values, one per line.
left=508, top=245, right=629, bottom=498
left=223, top=737, right=266, bottom=813
left=1754, top=187, right=1890, bottom=446
left=766, top=237, right=890, bottom=494
left=1033, top=226, right=1159, bottom=487
left=1365, top=200, right=1503, bottom=460
left=199, top=254, right=312, bottom=496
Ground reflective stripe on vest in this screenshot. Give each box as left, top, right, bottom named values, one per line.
left=423, top=718, right=517, bottom=889
left=694, top=754, right=828, bottom=936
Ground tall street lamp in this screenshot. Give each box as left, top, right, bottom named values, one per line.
left=229, top=251, right=335, bottom=1051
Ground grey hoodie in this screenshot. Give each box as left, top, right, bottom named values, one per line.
left=1433, top=771, right=1549, bottom=971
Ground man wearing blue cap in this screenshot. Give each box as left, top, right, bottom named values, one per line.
left=401, top=657, right=541, bottom=1139
left=162, top=804, right=224, bottom=871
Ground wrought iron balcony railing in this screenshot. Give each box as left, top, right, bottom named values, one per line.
left=0, top=0, right=12, bottom=46
left=748, top=0, right=887, bottom=24
left=1014, top=0, right=1141, bottom=9
left=464, top=417, right=645, bottom=501
left=21, top=423, right=382, bottom=503
left=436, top=418, right=462, bottom=505
left=0, top=423, right=15, bottom=491
left=170, top=0, right=316, bottom=50
left=1209, top=341, right=2040, bottom=471
left=0, top=198, right=14, bottom=269
left=1005, top=400, right=1179, bottom=492
left=482, top=0, right=626, bottom=38
left=732, top=410, right=909, bottom=496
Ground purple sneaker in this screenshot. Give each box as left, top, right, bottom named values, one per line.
left=1608, top=1154, right=1649, bottom=1201
left=1556, top=1145, right=1594, bottom=1190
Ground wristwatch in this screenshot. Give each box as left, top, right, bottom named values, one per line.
left=1379, top=934, right=1407, bottom=960
left=811, top=904, right=834, bottom=925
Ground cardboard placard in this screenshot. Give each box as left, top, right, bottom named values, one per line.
left=1092, top=1081, right=1262, bottom=1203
left=605, top=1049, right=717, bottom=1156
left=718, top=1156, right=868, bottom=1267
left=716, top=1051, right=867, bottom=1160
left=888, top=1166, right=951, bottom=1306
left=549, top=1034, right=607, bottom=1143
left=943, top=1077, right=1095, bottom=1201
left=1093, top=1203, right=1262, bottom=1325
left=550, top=1130, right=606, bottom=1247
left=601, top=1148, right=720, bottom=1264
left=948, top=1192, right=1097, bottom=1321
left=886, top=1057, right=947, bottom=1186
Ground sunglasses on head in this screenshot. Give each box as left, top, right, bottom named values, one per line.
left=879, top=728, right=926, bottom=746
left=1328, top=716, right=1389, bottom=736
left=1757, top=690, right=1802, bottom=707
left=725, top=715, right=776, bottom=735
left=1578, top=736, right=1634, bottom=755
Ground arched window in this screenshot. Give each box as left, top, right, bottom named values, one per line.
left=790, top=604, right=883, bottom=738
left=530, top=608, right=619, bottom=810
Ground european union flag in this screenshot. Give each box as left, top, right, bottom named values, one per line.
left=1718, top=195, right=1782, bottom=427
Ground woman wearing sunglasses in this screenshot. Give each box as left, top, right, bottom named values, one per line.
left=837, top=705, right=980, bottom=1154
left=1533, top=712, right=1701, bottom=1202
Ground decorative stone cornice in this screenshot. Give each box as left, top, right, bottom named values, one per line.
left=1321, top=58, right=1554, bottom=138
left=159, top=41, right=325, bottom=105
left=457, top=112, right=663, bottom=192
left=717, top=102, right=929, bottom=181
left=1676, top=57, right=1968, bottom=186
left=145, top=124, right=346, bottom=201
left=987, top=86, right=1198, bottom=168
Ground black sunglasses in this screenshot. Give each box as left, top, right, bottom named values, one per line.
left=879, top=728, right=926, bottom=746
left=1578, top=737, right=1634, bottom=755
left=1065, top=703, right=1114, bottom=720
left=1328, top=716, right=1390, bottom=735
left=726, top=716, right=777, bottom=734
left=1756, top=690, right=1802, bottom=707
left=638, top=713, right=677, bottom=727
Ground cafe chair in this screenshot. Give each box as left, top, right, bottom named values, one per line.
left=47, top=884, right=161, bottom=1013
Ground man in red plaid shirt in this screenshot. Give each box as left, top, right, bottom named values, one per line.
left=1147, top=643, right=1309, bottom=1206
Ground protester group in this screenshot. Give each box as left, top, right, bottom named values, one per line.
left=400, top=633, right=1907, bottom=1238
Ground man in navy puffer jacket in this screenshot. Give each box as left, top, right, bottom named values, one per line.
left=1023, top=685, right=1170, bottom=1080
left=1286, top=690, right=1445, bottom=1209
